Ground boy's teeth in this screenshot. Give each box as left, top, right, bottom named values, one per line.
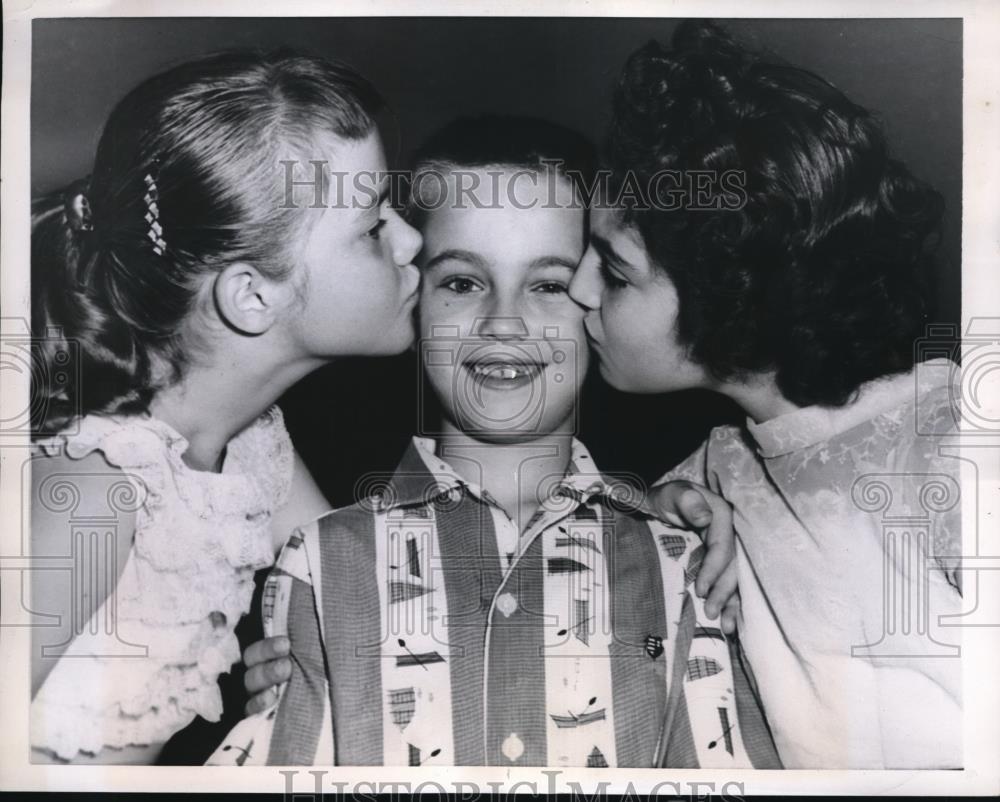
left=472, top=363, right=532, bottom=379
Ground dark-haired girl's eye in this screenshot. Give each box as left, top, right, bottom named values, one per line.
left=366, top=218, right=387, bottom=240
left=534, top=281, right=569, bottom=294
left=598, top=258, right=628, bottom=290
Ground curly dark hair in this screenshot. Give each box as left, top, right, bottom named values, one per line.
left=609, top=21, right=944, bottom=407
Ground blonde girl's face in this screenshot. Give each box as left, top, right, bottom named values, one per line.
left=289, top=131, right=423, bottom=358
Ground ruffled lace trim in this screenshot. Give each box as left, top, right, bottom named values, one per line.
left=31, top=407, right=294, bottom=760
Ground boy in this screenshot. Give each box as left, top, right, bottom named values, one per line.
left=214, top=117, right=778, bottom=767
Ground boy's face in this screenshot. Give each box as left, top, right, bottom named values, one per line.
left=417, top=169, right=588, bottom=442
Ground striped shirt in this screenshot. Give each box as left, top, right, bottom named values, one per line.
left=208, top=437, right=780, bottom=768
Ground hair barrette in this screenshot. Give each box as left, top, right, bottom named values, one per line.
left=65, top=192, right=93, bottom=232
left=143, top=172, right=166, bottom=255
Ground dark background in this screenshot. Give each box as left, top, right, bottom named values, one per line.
left=32, top=16, right=963, bottom=499
left=31, top=16, right=962, bottom=762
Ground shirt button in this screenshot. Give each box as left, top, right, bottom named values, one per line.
left=496, top=592, right=518, bottom=618
left=502, top=732, right=524, bottom=762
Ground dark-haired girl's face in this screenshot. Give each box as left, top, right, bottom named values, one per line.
left=568, top=207, right=709, bottom=394
left=290, top=132, right=423, bottom=358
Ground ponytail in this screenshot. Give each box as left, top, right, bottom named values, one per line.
left=31, top=180, right=152, bottom=436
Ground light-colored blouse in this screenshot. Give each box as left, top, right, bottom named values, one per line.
left=30, top=407, right=293, bottom=761
left=663, top=359, right=963, bottom=768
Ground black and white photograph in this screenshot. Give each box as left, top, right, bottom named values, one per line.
left=1, top=0, right=998, bottom=797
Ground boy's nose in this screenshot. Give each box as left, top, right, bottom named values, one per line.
left=472, top=315, right=530, bottom=340
left=568, top=250, right=603, bottom=310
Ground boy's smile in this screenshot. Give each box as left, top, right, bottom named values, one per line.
left=416, top=168, right=588, bottom=442
left=464, top=349, right=546, bottom=389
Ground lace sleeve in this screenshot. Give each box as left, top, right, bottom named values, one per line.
left=903, top=385, right=963, bottom=593
left=30, top=413, right=278, bottom=760
left=653, top=426, right=739, bottom=490
left=249, top=406, right=296, bottom=511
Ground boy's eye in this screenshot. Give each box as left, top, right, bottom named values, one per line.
left=441, top=276, right=482, bottom=294
left=366, top=218, right=387, bottom=240
left=598, top=258, right=628, bottom=290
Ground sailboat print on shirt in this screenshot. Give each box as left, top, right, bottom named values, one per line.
left=555, top=533, right=601, bottom=553
left=686, top=656, right=723, bottom=680
left=389, top=534, right=433, bottom=602
left=657, top=534, right=687, bottom=559
left=406, top=535, right=421, bottom=578
left=573, top=598, right=590, bottom=645
left=388, top=687, right=416, bottom=730
left=550, top=696, right=606, bottom=728
left=586, top=746, right=608, bottom=767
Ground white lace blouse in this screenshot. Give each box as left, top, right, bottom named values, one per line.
left=30, top=406, right=294, bottom=761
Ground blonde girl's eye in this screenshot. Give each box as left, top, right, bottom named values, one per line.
left=366, top=218, right=387, bottom=240
left=441, top=276, right=482, bottom=294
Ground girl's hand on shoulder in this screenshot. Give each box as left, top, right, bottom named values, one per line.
left=641, top=480, right=741, bottom=635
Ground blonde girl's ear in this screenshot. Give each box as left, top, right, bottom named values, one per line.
left=213, top=261, right=295, bottom=336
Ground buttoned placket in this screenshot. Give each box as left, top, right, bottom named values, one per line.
left=480, top=479, right=607, bottom=764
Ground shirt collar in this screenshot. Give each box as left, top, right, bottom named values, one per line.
left=375, top=435, right=612, bottom=513
left=746, top=358, right=958, bottom=458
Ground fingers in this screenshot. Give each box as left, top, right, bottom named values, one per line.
left=702, top=557, right=738, bottom=619
left=243, top=635, right=289, bottom=670
left=694, top=494, right=735, bottom=598
left=644, top=480, right=713, bottom=529
left=243, top=654, right=291, bottom=698
left=244, top=687, right=280, bottom=717
left=720, top=593, right=742, bottom=636
left=676, top=486, right=713, bottom=529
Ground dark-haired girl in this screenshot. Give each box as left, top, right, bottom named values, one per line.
left=29, top=50, right=422, bottom=763
left=569, top=22, right=962, bottom=768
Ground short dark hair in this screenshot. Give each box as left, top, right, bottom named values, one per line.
left=610, top=21, right=945, bottom=407
left=406, top=114, right=596, bottom=228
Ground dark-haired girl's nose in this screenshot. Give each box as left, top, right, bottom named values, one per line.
left=568, top=250, right=603, bottom=310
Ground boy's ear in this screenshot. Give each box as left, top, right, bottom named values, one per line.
left=213, top=262, right=292, bottom=336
